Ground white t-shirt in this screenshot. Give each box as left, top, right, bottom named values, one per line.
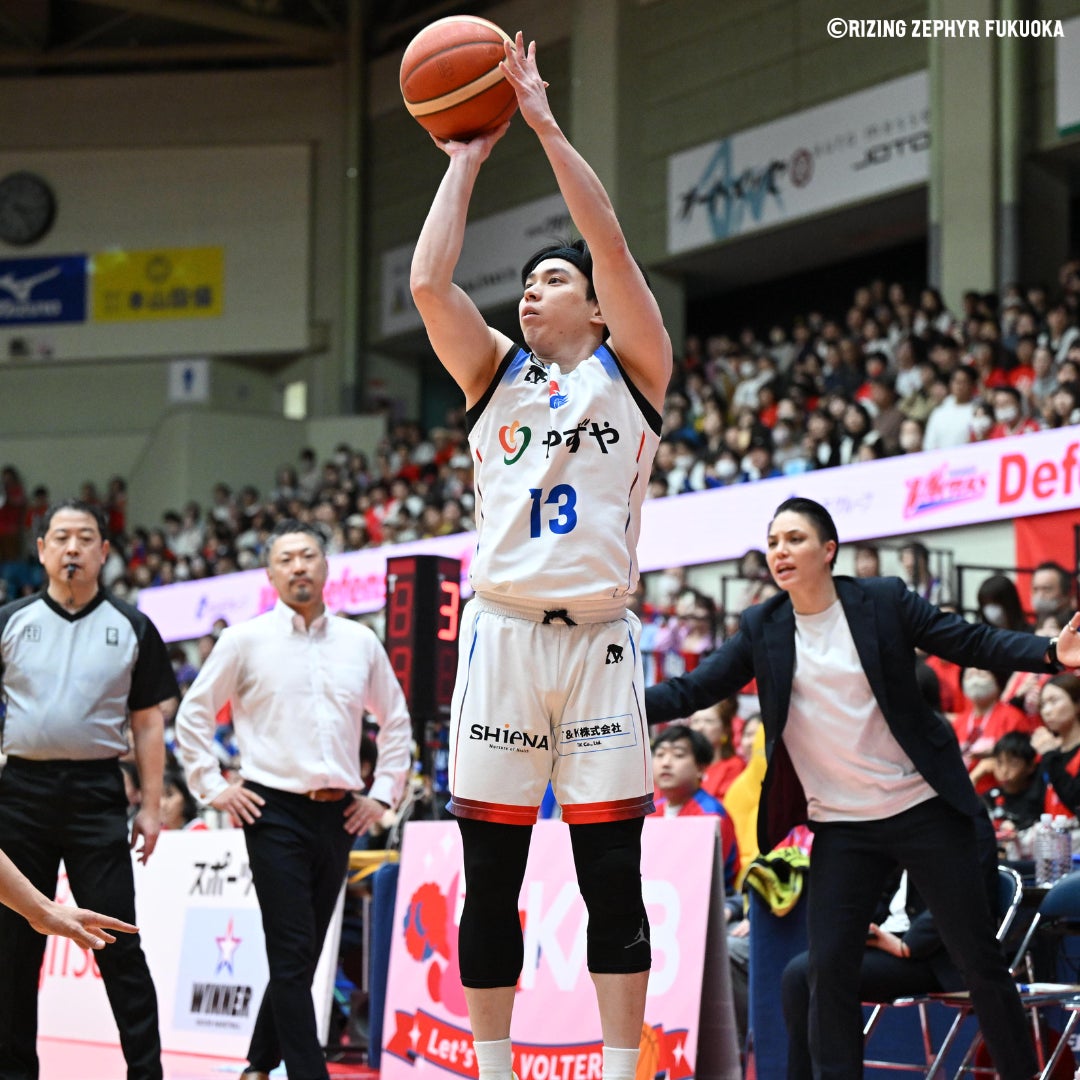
left=781, top=599, right=936, bottom=822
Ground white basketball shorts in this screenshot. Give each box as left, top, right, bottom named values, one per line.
left=447, top=598, right=655, bottom=825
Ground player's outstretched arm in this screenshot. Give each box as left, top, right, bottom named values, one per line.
left=410, top=126, right=515, bottom=405
left=500, top=32, right=672, bottom=408
left=0, top=848, right=137, bottom=950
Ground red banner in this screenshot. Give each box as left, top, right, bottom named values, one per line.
left=384, top=1009, right=694, bottom=1080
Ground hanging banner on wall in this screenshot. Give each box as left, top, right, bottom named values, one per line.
left=380, top=192, right=571, bottom=338
left=0, top=254, right=87, bottom=326
left=91, top=246, right=224, bottom=322
left=667, top=71, right=929, bottom=254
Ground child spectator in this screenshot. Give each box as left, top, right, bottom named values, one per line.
left=650, top=725, right=740, bottom=902
left=978, top=732, right=1045, bottom=835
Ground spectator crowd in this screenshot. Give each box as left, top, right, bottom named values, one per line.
left=3, top=264, right=1080, bottom=607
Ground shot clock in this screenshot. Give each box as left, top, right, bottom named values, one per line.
left=384, top=555, right=462, bottom=802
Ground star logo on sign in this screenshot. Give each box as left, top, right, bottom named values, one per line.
left=215, top=917, right=242, bottom=974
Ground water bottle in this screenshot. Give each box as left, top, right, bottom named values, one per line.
left=1035, top=813, right=1057, bottom=885
left=1054, top=815, right=1074, bottom=880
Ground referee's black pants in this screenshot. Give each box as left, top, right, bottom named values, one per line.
left=243, top=783, right=353, bottom=1080
left=0, top=756, right=162, bottom=1080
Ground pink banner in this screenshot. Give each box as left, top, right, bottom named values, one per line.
left=380, top=818, right=723, bottom=1080
left=138, top=428, right=1080, bottom=642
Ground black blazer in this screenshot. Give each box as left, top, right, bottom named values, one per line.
left=645, top=576, right=1056, bottom=853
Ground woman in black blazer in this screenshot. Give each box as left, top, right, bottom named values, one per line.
left=646, top=496, right=1080, bottom=1080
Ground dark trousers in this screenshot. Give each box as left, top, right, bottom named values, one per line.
left=0, top=757, right=161, bottom=1080
left=243, top=784, right=353, bottom=1080
left=782, top=947, right=946, bottom=1080
left=803, top=798, right=1036, bottom=1080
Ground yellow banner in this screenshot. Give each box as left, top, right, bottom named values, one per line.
left=92, top=247, right=223, bottom=321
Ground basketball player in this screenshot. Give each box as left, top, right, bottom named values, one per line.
left=410, top=31, right=671, bottom=1080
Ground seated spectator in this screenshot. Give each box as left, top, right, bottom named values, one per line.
left=739, top=431, right=781, bottom=482
left=837, top=401, right=880, bottom=465
left=868, top=376, right=904, bottom=454
left=0, top=466, right=26, bottom=563
left=1031, top=674, right=1080, bottom=818
left=978, top=731, right=1045, bottom=836
left=952, top=667, right=1037, bottom=781
left=899, top=541, right=946, bottom=605
left=1045, top=380, right=1080, bottom=428
left=161, top=764, right=209, bottom=832
left=988, top=385, right=1041, bottom=438
left=650, top=724, right=740, bottom=900
left=854, top=543, right=881, bottom=579
left=719, top=714, right=766, bottom=878
left=969, top=400, right=996, bottom=442
left=897, top=415, right=926, bottom=455
left=1031, top=561, right=1076, bottom=628
left=688, top=699, right=746, bottom=799
left=802, top=409, right=839, bottom=468
left=732, top=548, right=779, bottom=614
left=1028, top=344, right=1059, bottom=409
left=923, top=363, right=979, bottom=450
left=1040, top=300, right=1080, bottom=362
left=976, top=573, right=1032, bottom=633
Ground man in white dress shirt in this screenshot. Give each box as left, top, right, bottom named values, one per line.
left=176, top=520, right=412, bottom=1080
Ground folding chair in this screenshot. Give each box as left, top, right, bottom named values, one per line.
left=862, top=865, right=1027, bottom=1077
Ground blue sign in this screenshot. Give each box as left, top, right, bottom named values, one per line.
left=0, top=255, right=87, bottom=326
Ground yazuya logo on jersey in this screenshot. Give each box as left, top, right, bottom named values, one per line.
left=543, top=417, right=621, bottom=458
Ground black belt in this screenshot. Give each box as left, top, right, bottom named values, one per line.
left=5, top=754, right=120, bottom=771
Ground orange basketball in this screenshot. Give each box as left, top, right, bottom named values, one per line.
left=400, top=16, right=518, bottom=141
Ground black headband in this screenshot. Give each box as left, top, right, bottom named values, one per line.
left=520, top=245, right=589, bottom=287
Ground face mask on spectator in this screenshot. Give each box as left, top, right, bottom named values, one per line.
left=996, top=405, right=1018, bottom=424
left=971, top=415, right=993, bottom=437
left=1033, top=595, right=1062, bottom=617
left=899, top=432, right=922, bottom=452
left=962, top=673, right=999, bottom=702
left=981, top=603, right=1006, bottom=626
left=715, top=459, right=738, bottom=480
left=738, top=361, right=756, bottom=379
left=773, top=425, right=792, bottom=448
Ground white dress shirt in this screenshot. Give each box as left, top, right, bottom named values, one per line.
left=176, top=601, right=412, bottom=808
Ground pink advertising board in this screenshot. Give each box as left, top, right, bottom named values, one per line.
left=138, top=428, right=1080, bottom=642
left=381, top=818, right=740, bottom=1080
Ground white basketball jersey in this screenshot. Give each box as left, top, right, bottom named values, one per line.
left=466, top=343, right=662, bottom=605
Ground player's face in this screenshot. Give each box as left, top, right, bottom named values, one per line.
left=37, top=509, right=109, bottom=587
left=518, top=259, right=602, bottom=350
left=266, top=532, right=328, bottom=612
left=766, top=511, right=836, bottom=592
left=652, top=738, right=703, bottom=802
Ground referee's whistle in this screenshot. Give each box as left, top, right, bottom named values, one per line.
left=66, top=563, right=77, bottom=579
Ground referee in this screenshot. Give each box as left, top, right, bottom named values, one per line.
left=0, top=499, right=178, bottom=1080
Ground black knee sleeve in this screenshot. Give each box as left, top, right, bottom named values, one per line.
left=569, top=817, right=651, bottom=974
left=456, top=817, right=532, bottom=988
